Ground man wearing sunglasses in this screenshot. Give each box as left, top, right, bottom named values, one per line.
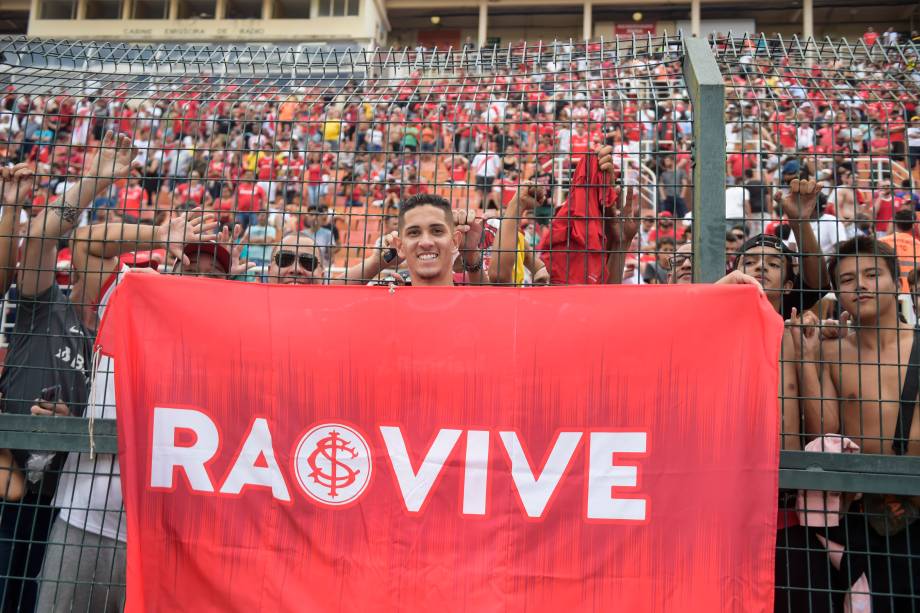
left=267, top=234, right=326, bottom=285
left=266, top=232, right=399, bottom=285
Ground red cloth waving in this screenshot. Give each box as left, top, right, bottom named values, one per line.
left=539, top=153, right=616, bottom=284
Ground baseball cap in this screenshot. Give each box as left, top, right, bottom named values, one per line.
left=659, top=211, right=673, bottom=218
left=781, top=160, right=800, bottom=176
left=183, top=242, right=231, bottom=274
left=734, top=233, right=797, bottom=275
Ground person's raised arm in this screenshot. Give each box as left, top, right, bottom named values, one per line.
left=0, top=163, right=34, bottom=294
left=491, top=183, right=545, bottom=285
left=778, top=178, right=830, bottom=291
left=454, top=208, right=489, bottom=285
left=74, top=209, right=218, bottom=262
left=19, top=132, right=135, bottom=298
left=603, top=164, right=639, bottom=285
left=330, top=230, right=399, bottom=285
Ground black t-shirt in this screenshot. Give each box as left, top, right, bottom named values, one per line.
left=0, top=284, right=93, bottom=475
left=781, top=275, right=823, bottom=319
left=744, top=181, right=770, bottom=214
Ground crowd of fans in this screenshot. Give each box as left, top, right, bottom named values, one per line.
left=0, top=30, right=917, bottom=612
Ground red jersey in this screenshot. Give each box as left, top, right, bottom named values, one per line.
left=235, top=184, right=266, bottom=212
left=492, top=177, right=518, bottom=206
left=119, top=185, right=148, bottom=216
left=874, top=194, right=894, bottom=233
left=176, top=183, right=206, bottom=205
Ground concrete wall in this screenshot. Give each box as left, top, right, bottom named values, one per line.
left=27, top=0, right=387, bottom=42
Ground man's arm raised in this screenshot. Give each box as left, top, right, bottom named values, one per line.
left=73, top=209, right=220, bottom=263
left=777, top=178, right=830, bottom=292
left=491, top=183, right=545, bottom=285
left=327, top=231, right=400, bottom=285
left=454, top=208, right=489, bottom=285
left=602, top=157, right=639, bottom=285
left=20, top=132, right=135, bottom=298
left=0, top=163, right=34, bottom=294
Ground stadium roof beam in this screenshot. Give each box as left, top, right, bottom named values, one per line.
left=802, top=0, right=813, bottom=39
left=477, top=0, right=485, bottom=47
left=583, top=0, right=591, bottom=40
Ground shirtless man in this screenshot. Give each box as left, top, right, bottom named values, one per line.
left=793, top=236, right=920, bottom=612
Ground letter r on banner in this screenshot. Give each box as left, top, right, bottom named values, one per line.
left=587, top=432, right=648, bottom=521
left=150, top=407, right=219, bottom=492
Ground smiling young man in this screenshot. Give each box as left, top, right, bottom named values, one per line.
left=393, top=193, right=487, bottom=286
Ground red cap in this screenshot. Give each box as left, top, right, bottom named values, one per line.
left=659, top=211, right=673, bottom=218
left=183, top=242, right=231, bottom=274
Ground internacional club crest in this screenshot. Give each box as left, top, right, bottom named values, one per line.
left=294, top=423, right=372, bottom=506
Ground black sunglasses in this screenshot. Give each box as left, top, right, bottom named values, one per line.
left=274, top=251, right=319, bottom=271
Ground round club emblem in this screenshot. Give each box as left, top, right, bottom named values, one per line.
left=294, top=423, right=372, bottom=507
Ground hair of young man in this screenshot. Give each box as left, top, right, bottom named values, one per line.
left=398, top=194, right=454, bottom=230
left=835, top=162, right=854, bottom=180
left=657, top=236, right=677, bottom=250
left=828, top=236, right=899, bottom=290
left=908, top=267, right=920, bottom=292
left=893, top=209, right=915, bottom=233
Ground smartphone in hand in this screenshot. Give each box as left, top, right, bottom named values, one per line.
left=40, top=385, right=62, bottom=404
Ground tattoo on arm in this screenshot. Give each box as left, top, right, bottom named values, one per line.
left=53, top=203, right=80, bottom=225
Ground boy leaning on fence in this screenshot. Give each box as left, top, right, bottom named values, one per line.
left=791, top=236, right=920, bottom=612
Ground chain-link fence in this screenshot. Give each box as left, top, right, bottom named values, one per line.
left=0, top=33, right=917, bottom=612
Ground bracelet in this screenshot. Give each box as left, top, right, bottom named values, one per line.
left=462, top=254, right=484, bottom=273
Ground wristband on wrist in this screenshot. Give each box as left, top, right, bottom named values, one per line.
left=462, top=254, right=483, bottom=273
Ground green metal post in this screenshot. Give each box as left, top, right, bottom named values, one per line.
left=682, top=36, right=726, bottom=283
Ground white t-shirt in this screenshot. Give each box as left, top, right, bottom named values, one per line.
left=811, top=214, right=856, bottom=255
left=0, top=111, right=19, bottom=136
left=725, top=186, right=750, bottom=219
left=53, top=269, right=127, bottom=542
left=471, top=152, right=501, bottom=178
left=797, top=126, right=815, bottom=149
left=907, top=126, right=920, bottom=148
left=556, top=128, right=571, bottom=153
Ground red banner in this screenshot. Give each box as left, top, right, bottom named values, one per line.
left=98, top=275, right=782, bottom=612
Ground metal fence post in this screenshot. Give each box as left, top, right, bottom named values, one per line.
left=682, top=37, right=725, bottom=283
